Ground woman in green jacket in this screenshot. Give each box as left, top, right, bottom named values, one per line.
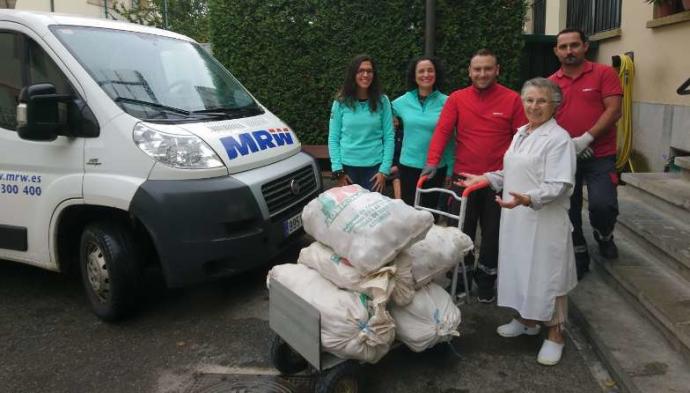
left=392, top=56, right=453, bottom=207
left=328, top=54, right=394, bottom=192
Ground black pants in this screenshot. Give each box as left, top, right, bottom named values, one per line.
left=448, top=177, right=501, bottom=291
left=398, top=164, right=446, bottom=209
left=570, top=155, right=619, bottom=249
left=343, top=164, right=380, bottom=191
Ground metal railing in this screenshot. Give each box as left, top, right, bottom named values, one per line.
left=567, top=0, right=621, bottom=36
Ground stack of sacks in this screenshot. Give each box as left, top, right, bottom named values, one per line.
left=271, top=185, right=474, bottom=361
left=267, top=264, right=395, bottom=363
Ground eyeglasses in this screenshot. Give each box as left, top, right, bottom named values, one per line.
left=357, top=69, right=374, bottom=75
left=522, top=98, right=554, bottom=106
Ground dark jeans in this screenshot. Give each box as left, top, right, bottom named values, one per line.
left=448, top=177, right=501, bottom=291
left=398, top=164, right=447, bottom=209
left=570, top=155, right=619, bottom=249
left=343, top=164, right=381, bottom=191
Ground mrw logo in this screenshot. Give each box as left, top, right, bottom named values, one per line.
left=220, top=128, right=294, bottom=159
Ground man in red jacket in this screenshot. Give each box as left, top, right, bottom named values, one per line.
left=423, top=48, right=526, bottom=303
left=549, top=28, right=622, bottom=279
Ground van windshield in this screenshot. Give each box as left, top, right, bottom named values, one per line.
left=51, top=25, right=263, bottom=122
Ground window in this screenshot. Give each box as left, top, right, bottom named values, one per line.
left=567, top=0, right=621, bottom=36
left=0, top=32, right=72, bottom=132
left=27, top=39, right=72, bottom=95
left=0, top=32, right=21, bottom=130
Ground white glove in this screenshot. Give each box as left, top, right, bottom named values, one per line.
left=572, top=132, right=594, bottom=154
left=578, top=146, right=594, bottom=160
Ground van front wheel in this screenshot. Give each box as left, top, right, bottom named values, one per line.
left=80, top=221, right=141, bottom=321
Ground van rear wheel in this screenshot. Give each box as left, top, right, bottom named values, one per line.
left=80, top=221, right=141, bottom=321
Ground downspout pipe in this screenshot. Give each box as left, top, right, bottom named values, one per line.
left=425, top=0, right=435, bottom=57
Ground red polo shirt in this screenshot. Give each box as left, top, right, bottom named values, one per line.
left=549, top=61, right=622, bottom=158
left=427, top=83, right=526, bottom=175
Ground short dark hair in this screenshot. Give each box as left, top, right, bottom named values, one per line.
left=556, top=28, right=587, bottom=44
left=337, top=54, right=382, bottom=112
left=405, top=56, right=446, bottom=92
left=470, top=48, right=499, bottom=65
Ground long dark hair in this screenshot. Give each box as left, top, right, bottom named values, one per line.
left=337, top=54, right=382, bottom=112
left=406, top=56, right=445, bottom=92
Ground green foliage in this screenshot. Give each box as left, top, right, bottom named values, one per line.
left=209, top=0, right=527, bottom=144
left=113, top=0, right=209, bottom=42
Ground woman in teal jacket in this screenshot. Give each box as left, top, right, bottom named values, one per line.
left=392, top=56, right=454, bottom=207
left=328, top=54, right=394, bottom=192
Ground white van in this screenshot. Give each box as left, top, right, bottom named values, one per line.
left=0, top=10, right=321, bottom=320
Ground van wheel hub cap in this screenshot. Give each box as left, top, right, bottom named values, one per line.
left=86, top=243, right=110, bottom=303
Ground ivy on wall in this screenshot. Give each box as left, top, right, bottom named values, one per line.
left=209, top=0, right=527, bottom=144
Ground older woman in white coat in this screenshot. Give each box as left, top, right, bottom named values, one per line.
left=460, top=77, right=577, bottom=366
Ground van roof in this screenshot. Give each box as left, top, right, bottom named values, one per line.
left=0, top=9, right=192, bottom=42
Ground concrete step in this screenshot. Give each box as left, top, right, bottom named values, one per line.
left=621, top=173, right=690, bottom=216
left=586, top=222, right=690, bottom=363
left=570, top=263, right=690, bottom=393
left=617, top=186, right=690, bottom=282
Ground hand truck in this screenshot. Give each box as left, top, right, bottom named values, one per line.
left=414, top=175, right=489, bottom=303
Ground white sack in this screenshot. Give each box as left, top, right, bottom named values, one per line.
left=302, top=185, right=434, bottom=275
left=390, top=255, right=415, bottom=307
left=297, top=242, right=396, bottom=305
left=390, top=283, right=461, bottom=352
left=267, top=263, right=395, bottom=363
left=396, top=225, right=474, bottom=288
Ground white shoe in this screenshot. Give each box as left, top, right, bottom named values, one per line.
left=537, top=339, right=564, bottom=366
left=496, top=319, right=541, bottom=338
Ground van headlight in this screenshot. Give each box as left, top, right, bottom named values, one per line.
left=133, top=123, right=224, bottom=169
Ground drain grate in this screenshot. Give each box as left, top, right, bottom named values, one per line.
left=185, top=373, right=314, bottom=393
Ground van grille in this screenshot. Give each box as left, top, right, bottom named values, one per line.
left=261, top=165, right=317, bottom=216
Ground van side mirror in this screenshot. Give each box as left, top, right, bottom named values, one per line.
left=16, top=83, right=73, bottom=141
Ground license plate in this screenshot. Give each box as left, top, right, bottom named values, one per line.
left=283, top=212, right=303, bottom=237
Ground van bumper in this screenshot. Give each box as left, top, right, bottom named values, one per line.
left=129, top=153, right=321, bottom=287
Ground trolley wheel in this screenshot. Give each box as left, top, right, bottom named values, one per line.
left=316, top=360, right=360, bottom=393
left=270, top=334, right=308, bottom=374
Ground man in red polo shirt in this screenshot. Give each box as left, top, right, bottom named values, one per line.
left=423, top=48, right=526, bottom=303
left=549, top=28, right=622, bottom=279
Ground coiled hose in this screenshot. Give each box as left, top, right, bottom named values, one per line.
left=616, top=54, right=635, bottom=172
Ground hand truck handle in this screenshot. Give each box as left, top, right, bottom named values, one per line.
left=418, top=175, right=490, bottom=196
left=462, top=178, right=490, bottom=197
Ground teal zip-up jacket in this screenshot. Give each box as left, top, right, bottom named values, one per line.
left=328, top=96, right=395, bottom=175
left=392, top=89, right=454, bottom=176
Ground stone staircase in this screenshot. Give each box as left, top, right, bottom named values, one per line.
left=570, top=156, right=690, bottom=393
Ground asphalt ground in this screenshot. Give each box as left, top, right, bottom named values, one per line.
left=0, top=238, right=612, bottom=393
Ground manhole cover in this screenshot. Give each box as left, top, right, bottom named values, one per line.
left=187, top=373, right=313, bottom=393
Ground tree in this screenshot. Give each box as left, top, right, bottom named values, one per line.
left=113, top=0, right=209, bottom=42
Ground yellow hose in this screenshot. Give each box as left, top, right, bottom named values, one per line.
left=616, top=54, right=635, bottom=172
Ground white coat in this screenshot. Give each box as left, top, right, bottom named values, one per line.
left=491, top=118, right=578, bottom=321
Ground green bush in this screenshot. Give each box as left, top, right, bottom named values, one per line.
left=209, top=0, right=526, bottom=144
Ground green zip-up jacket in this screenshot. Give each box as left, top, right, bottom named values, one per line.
left=328, top=96, right=395, bottom=175
left=392, top=89, right=454, bottom=176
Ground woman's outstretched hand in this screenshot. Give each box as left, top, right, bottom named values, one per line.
left=370, top=172, right=386, bottom=193
left=495, top=192, right=531, bottom=209
left=455, top=172, right=487, bottom=188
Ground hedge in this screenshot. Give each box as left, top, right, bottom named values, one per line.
left=209, top=0, right=527, bottom=144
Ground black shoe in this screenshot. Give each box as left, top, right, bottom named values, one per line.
left=477, top=286, right=496, bottom=303
left=594, top=231, right=619, bottom=259
left=575, top=246, right=590, bottom=280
